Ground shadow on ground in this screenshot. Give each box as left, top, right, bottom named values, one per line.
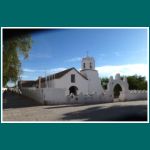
left=61, top=105, right=147, bottom=121
left=3, top=91, right=41, bottom=109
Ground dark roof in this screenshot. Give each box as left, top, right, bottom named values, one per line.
left=40, top=67, right=88, bottom=82
left=19, top=80, right=36, bottom=87
left=20, top=68, right=88, bottom=86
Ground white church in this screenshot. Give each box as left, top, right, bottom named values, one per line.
left=19, top=56, right=147, bottom=104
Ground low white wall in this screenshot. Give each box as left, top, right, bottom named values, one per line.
left=102, top=94, right=113, bottom=103
left=21, top=87, right=66, bottom=104
left=43, top=88, right=66, bottom=104
left=66, top=93, right=113, bottom=104
left=21, top=88, right=147, bottom=105
left=120, top=90, right=147, bottom=101
left=127, top=90, right=147, bottom=100
left=21, top=88, right=43, bottom=104
left=102, top=90, right=114, bottom=103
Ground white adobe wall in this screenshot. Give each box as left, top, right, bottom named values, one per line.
left=21, top=87, right=67, bottom=104
left=43, top=88, right=66, bottom=104
left=119, top=90, right=147, bottom=101
left=105, top=74, right=147, bottom=102
left=107, top=75, right=129, bottom=98
left=39, top=79, right=54, bottom=88
left=21, top=87, right=44, bottom=104
left=54, top=69, right=88, bottom=95
left=80, top=70, right=103, bottom=95
left=21, top=87, right=147, bottom=105
left=66, top=92, right=113, bottom=104
left=45, top=78, right=55, bottom=88
left=20, top=72, right=147, bottom=104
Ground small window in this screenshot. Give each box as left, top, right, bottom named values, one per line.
left=90, top=62, right=92, bottom=69
left=83, top=63, right=85, bottom=69
left=71, top=74, right=75, bottom=83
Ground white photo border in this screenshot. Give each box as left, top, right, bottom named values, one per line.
left=1, top=27, right=149, bottom=124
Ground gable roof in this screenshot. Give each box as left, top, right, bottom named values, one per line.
left=40, top=67, right=88, bottom=82
left=20, top=68, right=88, bottom=87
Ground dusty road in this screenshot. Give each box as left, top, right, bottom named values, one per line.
left=2, top=92, right=147, bottom=122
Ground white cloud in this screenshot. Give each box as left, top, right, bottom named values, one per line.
left=23, top=68, right=36, bottom=72
left=65, top=57, right=81, bottom=62
left=96, top=64, right=148, bottom=79
left=22, top=64, right=148, bottom=80
left=23, top=67, right=66, bottom=74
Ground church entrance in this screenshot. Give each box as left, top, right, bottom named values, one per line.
left=113, top=84, right=122, bottom=98
left=69, top=86, right=78, bottom=95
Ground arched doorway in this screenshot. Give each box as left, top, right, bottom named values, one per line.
left=69, top=86, right=78, bottom=95
left=113, top=84, right=122, bottom=98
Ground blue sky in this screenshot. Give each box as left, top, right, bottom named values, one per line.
left=20, top=28, right=148, bottom=80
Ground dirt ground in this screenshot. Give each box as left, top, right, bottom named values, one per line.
left=2, top=92, right=148, bottom=122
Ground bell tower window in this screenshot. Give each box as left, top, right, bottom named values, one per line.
left=81, top=56, right=95, bottom=70
left=83, top=63, right=85, bottom=69
left=90, top=62, right=92, bottom=69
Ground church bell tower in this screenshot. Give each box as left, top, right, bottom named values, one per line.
left=81, top=56, right=95, bottom=70
left=80, top=56, right=103, bottom=95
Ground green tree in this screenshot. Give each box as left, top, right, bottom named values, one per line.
left=3, top=33, right=32, bottom=86
left=101, top=77, right=109, bottom=89
left=127, top=75, right=147, bottom=90
left=113, top=84, right=122, bottom=98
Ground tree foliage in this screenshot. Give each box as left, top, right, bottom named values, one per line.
left=3, top=34, right=32, bottom=86
left=101, top=75, right=147, bottom=90
left=101, top=77, right=109, bottom=90
left=127, top=75, right=147, bottom=90
left=113, top=84, right=122, bottom=98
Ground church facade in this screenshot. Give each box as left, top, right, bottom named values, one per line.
left=19, top=56, right=147, bottom=104
left=20, top=56, right=104, bottom=97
